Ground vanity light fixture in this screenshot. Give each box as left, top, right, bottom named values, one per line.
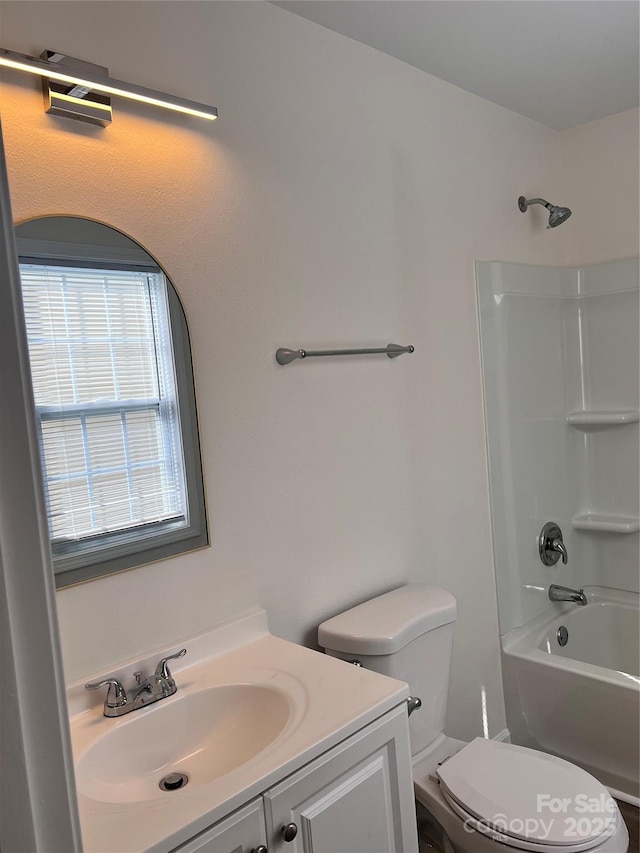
left=0, top=48, right=218, bottom=127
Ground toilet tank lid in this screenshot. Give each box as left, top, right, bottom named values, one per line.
left=318, top=584, right=457, bottom=655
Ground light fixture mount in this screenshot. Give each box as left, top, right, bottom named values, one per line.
left=0, top=47, right=218, bottom=124
left=41, top=51, right=112, bottom=127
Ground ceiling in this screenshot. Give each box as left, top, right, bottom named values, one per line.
left=272, top=1, right=639, bottom=130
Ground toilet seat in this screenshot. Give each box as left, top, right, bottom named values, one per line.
left=436, top=738, right=618, bottom=852
left=440, top=790, right=618, bottom=853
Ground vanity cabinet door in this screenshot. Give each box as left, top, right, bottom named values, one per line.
left=263, top=704, right=417, bottom=853
left=173, top=798, right=267, bottom=853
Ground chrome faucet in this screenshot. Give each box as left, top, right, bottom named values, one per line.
left=85, top=648, right=187, bottom=717
left=551, top=537, right=567, bottom=563
left=548, top=585, right=587, bottom=606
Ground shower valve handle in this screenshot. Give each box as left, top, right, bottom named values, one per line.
left=551, top=538, right=568, bottom=564
left=538, top=522, right=568, bottom=566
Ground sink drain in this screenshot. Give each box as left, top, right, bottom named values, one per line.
left=159, top=772, right=189, bottom=792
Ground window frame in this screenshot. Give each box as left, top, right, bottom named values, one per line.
left=17, top=235, right=208, bottom=589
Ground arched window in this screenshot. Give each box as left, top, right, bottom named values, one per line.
left=16, top=217, right=208, bottom=587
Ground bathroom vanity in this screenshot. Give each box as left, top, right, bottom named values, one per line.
left=175, top=707, right=411, bottom=853
left=67, top=610, right=418, bottom=853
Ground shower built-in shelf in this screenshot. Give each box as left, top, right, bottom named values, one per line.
left=566, top=410, right=639, bottom=428
left=572, top=513, right=640, bottom=534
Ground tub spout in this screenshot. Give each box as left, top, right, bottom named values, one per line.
left=549, top=584, right=587, bottom=606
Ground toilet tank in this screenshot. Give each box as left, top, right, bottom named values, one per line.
left=318, top=585, right=457, bottom=757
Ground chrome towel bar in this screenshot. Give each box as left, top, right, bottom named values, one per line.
left=276, top=343, right=414, bottom=365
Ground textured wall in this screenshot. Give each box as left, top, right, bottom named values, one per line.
left=561, top=107, right=640, bottom=267
left=0, top=0, right=571, bottom=740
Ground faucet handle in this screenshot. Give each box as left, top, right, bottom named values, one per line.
left=551, top=538, right=568, bottom=565
left=85, top=678, right=127, bottom=708
left=154, top=648, right=187, bottom=682
left=538, top=522, right=568, bottom=566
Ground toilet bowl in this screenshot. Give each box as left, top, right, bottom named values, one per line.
left=318, top=585, right=629, bottom=853
left=412, top=734, right=626, bottom=853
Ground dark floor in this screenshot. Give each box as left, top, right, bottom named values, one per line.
left=416, top=800, right=444, bottom=851
left=416, top=799, right=640, bottom=852
left=617, top=800, right=639, bottom=852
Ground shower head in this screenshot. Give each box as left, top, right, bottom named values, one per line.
left=518, top=196, right=572, bottom=229
left=547, top=205, right=572, bottom=228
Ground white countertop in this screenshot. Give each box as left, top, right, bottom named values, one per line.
left=68, top=609, right=409, bottom=853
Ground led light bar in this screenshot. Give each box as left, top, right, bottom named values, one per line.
left=0, top=48, right=218, bottom=125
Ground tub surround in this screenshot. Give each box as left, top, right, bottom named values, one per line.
left=477, top=258, right=640, bottom=634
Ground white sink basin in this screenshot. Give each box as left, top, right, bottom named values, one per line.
left=76, top=684, right=291, bottom=803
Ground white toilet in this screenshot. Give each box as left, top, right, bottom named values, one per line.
left=318, top=584, right=629, bottom=853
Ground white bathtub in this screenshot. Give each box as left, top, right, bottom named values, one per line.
left=501, top=586, right=640, bottom=805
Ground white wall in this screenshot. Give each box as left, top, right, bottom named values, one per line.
left=561, top=107, right=640, bottom=267
left=0, top=0, right=577, bottom=741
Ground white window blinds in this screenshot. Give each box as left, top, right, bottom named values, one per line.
left=20, top=262, right=187, bottom=556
